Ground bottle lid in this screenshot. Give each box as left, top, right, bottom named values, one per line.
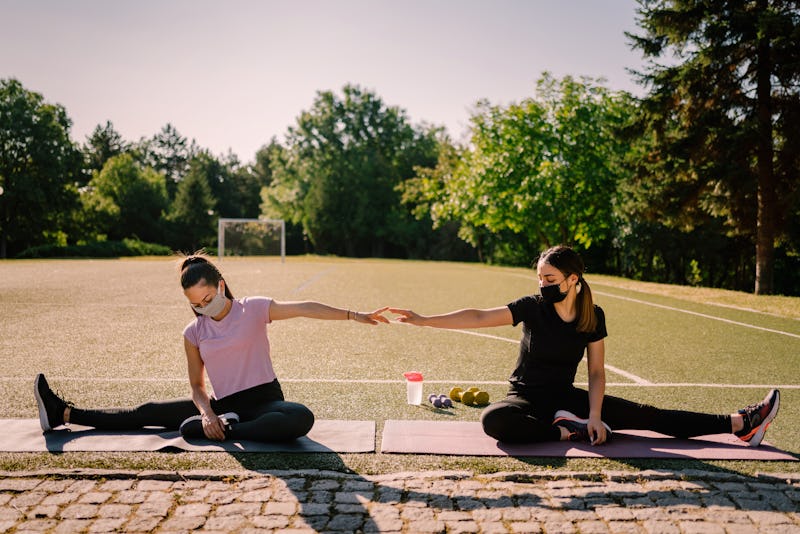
left=403, top=371, right=423, bottom=382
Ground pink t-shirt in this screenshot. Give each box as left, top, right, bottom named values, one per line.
left=182, top=296, right=277, bottom=399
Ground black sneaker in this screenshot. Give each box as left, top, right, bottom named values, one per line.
left=553, top=410, right=612, bottom=443
left=735, top=389, right=780, bottom=447
left=179, top=412, right=239, bottom=440
left=33, top=373, right=71, bottom=432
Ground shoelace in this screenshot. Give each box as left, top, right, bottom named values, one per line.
left=740, top=401, right=766, bottom=431
left=52, top=388, right=75, bottom=426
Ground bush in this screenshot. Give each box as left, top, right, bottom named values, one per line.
left=16, top=239, right=172, bottom=259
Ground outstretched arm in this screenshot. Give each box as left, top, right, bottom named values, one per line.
left=389, top=306, right=513, bottom=329
left=270, top=300, right=389, bottom=325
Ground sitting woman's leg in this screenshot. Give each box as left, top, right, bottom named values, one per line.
left=69, top=398, right=198, bottom=430
left=601, top=394, right=731, bottom=438
left=35, top=373, right=198, bottom=431
left=480, top=395, right=560, bottom=443
left=228, top=401, right=315, bottom=442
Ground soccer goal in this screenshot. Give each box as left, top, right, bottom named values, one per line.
left=217, top=218, right=285, bottom=262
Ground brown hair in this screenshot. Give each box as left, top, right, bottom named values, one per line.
left=178, top=252, right=234, bottom=302
left=537, top=245, right=597, bottom=334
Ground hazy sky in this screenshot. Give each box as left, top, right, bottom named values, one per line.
left=2, top=0, right=646, bottom=163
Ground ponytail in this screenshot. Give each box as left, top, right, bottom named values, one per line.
left=575, top=277, right=596, bottom=334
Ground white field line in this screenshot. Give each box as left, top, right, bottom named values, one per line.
left=500, top=269, right=799, bottom=321
left=291, top=266, right=338, bottom=294
left=593, top=291, right=800, bottom=340
left=5, top=377, right=799, bottom=388
left=14, top=279, right=796, bottom=389
left=502, top=270, right=800, bottom=338
left=447, top=327, right=653, bottom=385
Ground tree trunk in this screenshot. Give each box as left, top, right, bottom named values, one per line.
left=754, top=2, right=775, bottom=295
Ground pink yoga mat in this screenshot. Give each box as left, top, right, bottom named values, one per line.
left=380, top=420, right=797, bottom=460
left=0, top=419, right=375, bottom=453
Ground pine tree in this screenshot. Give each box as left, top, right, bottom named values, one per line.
left=628, top=0, right=800, bottom=294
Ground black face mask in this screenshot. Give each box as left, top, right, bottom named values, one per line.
left=540, top=282, right=568, bottom=304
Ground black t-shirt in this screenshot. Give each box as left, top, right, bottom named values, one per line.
left=506, top=295, right=607, bottom=392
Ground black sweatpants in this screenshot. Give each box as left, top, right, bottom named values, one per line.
left=480, top=387, right=731, bottom=443
left=68, top=379, right=314, bottom=442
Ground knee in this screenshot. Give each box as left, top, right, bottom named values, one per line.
left=293, top=404, right=315, bottom=436
left=480, top=403, right=510, bottom=441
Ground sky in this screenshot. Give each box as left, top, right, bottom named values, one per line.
left=1, top=0, right=646, bottom=164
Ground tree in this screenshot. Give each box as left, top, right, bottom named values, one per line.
left=167, top=157, right=216, bottom=252
left=83, top=121, right=128, bottom=179
left=0, top=78, right=82, bottom=258
left=82, top=153, right=168, bottom=243
left=252, top=138, right=280, bottom=189
left=261, top=84, right=439, bottom=256
left=404, top=74, right=633, bottom=264
left=627, top=0, right=800, bottom=294
left=135, top=123, right=195, bottom=198
left=196, top=150, right=266, bottom=220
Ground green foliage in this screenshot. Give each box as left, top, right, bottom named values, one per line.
left=133, top=123, right=195, bottom=199
left=626, top=0, right=800, bottom=293
left=262, top=84, right=439, bottom=257
left=198, top=150, right=264, bottom=219
left=81, top=153, right=168, bottom=243
left=0, top=78, right=83, bottom=258
left=252, top=138, right=279, bottom=189
left=166, top=155, right=217, bottom=252
left=16, top=238, right=171, bottom=258
left=83, top=121, right=128, bottom=178
left=404, top=73, right=634, bottom=265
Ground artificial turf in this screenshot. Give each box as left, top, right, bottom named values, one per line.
left=1, top=256, right=797, bottom=475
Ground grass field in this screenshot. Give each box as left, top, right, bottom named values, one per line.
left=0, top=256, right=797, bottom=476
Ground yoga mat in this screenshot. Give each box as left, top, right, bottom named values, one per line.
left=0, top=419, right=375, bottom=453
left=380, top=420, right=797, bottom=460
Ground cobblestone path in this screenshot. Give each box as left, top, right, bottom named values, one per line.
left=0, top=469, right=798, bottom=533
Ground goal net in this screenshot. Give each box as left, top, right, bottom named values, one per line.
left=217, top=218, right=285, bottom=261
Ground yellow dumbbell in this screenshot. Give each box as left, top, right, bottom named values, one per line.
left=473, top=391, right=490, bottom=406
left=449, top=386, right=490, bottom=406
left=461, top=390, right=476, bottom=405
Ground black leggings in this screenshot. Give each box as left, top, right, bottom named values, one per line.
left=68, top=380, right=314, bottom=442
left=480, top=387, right=731, bottom=443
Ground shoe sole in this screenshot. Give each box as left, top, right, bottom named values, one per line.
left=745, top=390, right=780, bottom=448
left=33, top=374, right=52, bottom=432
left=553, top=410, right=612, bottom=442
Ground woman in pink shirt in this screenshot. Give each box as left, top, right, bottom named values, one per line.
left=34, top=254, right=388, bottom=442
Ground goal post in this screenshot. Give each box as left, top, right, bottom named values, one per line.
left=217, top=218, right=285, bottom=262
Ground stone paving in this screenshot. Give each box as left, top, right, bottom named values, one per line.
left=0, top=469, right=798, bottom=533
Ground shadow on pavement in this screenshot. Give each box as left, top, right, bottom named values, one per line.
left=223, top=451, right=799, bottom=531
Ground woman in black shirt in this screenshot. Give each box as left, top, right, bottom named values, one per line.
left=390, top=245, right=779, bottom=446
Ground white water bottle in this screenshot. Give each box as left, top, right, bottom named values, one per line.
left=403, top=371, right=424, bottom=405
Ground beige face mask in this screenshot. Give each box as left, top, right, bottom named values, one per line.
left=191, top=282, right=226, bottom=316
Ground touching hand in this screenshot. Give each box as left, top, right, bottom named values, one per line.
left=353, top=307, right=391, bottom=325
left=388, top=308, right=425, bottom=326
